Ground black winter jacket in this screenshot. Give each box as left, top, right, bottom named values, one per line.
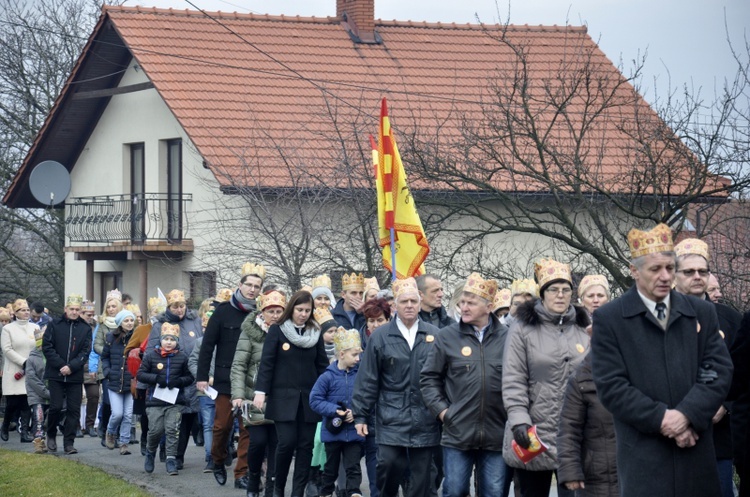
left=420, top=314, right=508, bottom=451
left=102, top=330, right=133, bottom=393
left=332, top=299, right=366, bottom=331
left=418, top=306, right=455, bottom=329
left=137, top=346, right=194, bottom=407
left=42, top=314, right=92, bottom=384
left=352, top=318, right=441, bottom=448
left=197, top=301, right=252, bottom=395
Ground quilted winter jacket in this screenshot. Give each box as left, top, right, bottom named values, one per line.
left=310, top=361, right=364, bottom=444
left=502, top=299, right=590, bottom=470
left=25, top=348, right=49, bottom=406
left=137, top=346, right=194, bottom=407
left=102, top=330, right=134, bottom=393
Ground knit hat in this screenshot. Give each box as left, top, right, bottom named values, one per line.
left=311, top=286, right=336, bottom=307
left=115, top=309, right=136, bottom=327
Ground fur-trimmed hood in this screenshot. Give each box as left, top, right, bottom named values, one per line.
left=515, top=299, right=590, bottom=329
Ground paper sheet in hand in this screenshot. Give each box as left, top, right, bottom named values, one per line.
left=153, top=386, right=179, bottom=404
left=204, top=386, right=218, bottom=400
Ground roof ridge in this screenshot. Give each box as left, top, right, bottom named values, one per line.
left=102, top=5, right=587, bottom=33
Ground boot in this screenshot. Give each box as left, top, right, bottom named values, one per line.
left=105, top=432, right=116, bottom=449
left=247, top=471, right=262, bottom=494
left=32, top=437, right=47, bottom=454
left=145, top=451, right=155, bottom=473
left=264, top=478, right=275, bottom=497
left=20, top=427, right=34, bottom=443
left=1, top=420, right=9, bottom=441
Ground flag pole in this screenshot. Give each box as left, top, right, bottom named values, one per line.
left=390, top=228, right=397, bottom=281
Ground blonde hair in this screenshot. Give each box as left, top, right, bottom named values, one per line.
left=99, top=297, right=124, bottom=324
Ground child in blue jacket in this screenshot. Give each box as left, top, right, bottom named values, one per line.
left=309, top=327, right=365, bottom=497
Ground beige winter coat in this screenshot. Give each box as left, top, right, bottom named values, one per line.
left=1, top=320, right=40, bottom=396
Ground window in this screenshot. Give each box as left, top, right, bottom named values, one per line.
left=189, top=271, right=216, bottom=307
left=99, top=272, right=123, bottom=311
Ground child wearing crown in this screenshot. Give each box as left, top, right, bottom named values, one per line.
left=309, top=328, right=365, bottom=497
left=137, top=322, right=194, bottom=476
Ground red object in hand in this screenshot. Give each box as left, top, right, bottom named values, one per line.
left=14, top=370, right=25, bottom=380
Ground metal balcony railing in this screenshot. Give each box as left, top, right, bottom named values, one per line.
left=65, top=193, right=192, bottom=244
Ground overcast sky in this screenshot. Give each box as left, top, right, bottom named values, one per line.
left=128, top=0, right=748, bottom=107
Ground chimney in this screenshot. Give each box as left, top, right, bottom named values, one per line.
left=337, top=0, right=380, bottom=44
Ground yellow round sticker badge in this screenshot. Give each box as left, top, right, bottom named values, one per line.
left=189, top=331, right=195, bottom=337
left=157, top=363, right=164, bottom=370
left=426, top=335, right=434, bottom=343
left=282, top=343, right=291, bottom=351
left=576, top=343, right=585, bottom=354
left=461, top=346, right=472, bottom=357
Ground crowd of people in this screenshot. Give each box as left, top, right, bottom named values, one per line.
left=1, top=222, right=749, bottom=497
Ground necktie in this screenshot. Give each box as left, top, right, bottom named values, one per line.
left=655, top=302, right=667, bottom=320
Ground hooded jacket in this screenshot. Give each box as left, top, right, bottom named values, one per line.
left=25, top=347, right=49, bottom=406
left=43, top=314, right=92, bottom=384
left=137, top=345, right=194, bottom=407
left=502, top=299, right=590, bottom=470
left=310, top=361, right=364, bottom=443
left=102, top=329, right=134, bottom=393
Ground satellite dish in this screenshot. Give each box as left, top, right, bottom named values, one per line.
left=29, top=160, right=71, bottom=206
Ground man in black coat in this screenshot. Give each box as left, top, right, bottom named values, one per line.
left=416, top=274, right=455, bottom=329
left=420, top=273, right=508, bottom=497
left=196, top=263, right=264, bottom=488
left=673, top=238, right=743, bottom=497
left=592, top=224, right=733, bottom=497
left=352, top=277, right=440, bottom=497
left=42, top=294, right=92, bottom=455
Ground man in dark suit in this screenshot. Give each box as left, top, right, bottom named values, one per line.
left=673, top=238, right=743, bottom=497
left=592, top=224, right=733, bottom=497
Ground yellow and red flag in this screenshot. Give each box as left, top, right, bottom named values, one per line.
left=374, top=98, right=429, bottom=279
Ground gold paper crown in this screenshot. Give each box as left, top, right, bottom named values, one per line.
left=364, top=277, right=380, bottom=294
left=493, top=288, right=512, bottom=312
left=241, top=263, right=266, bottom=280
left=313, top=307, right=336, bottom=325
left=674, top=238, right=710, bottom=261
left=0, top=307, right=11, bottom=321
left=81, top=300, right=96, bottom=312
left=333, top=327, right=362, bottom=353
left=463, top=273, right=498, bottom=302
left=392, top=277, right=419, bottom=300
left=105, top=288, right=122, bottom=303
left=12, top=298, right=29, bottom=312
left=215, top=288, right=233, bottom=303
left=511, top=279, right=539, bottom=298
left=166, top=289, right=186, bottom=306
left=311, top=274, right=332, bottom=290
left=260, top=290, right=287, bottom=311
left=534, top=259, right=572, bottom=289
left=342, top=272, right=365, bottom=291
left=578, top=275, right=610, bottom=297
left=160, top=322, right=181, bottom=338
left=125, top=303, right=141, bottom=315
left=300, top=285, right=313, bottom=293
left=148, top=296, right=166, bottom=312
left=627, top=223, right=674, bottom=259
left=65, top=294, right=83, bottom=307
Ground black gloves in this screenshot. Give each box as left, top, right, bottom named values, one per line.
left=156, top=377, right=168, bottom=388
left=513, top=423, right=532, bottom=449
left=697, top=363, right=718, bottom=384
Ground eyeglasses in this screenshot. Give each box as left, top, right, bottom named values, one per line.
left=546, top=287, right=572, bottom=296
left=679, top=269, right=709, bottom=277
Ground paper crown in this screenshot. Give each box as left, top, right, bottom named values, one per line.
left=260, top=291, right=287, bottom=311
left=392, top=277, right=419, bottom=300
left=300, top=285, right=313, bottom=293
left=12, top=298, right=29, bottom=312
left=493, top=288, right=512, bottom=312
left=311, top=274, right=332, bottom=290
left=148, top=296, right=166, bottom=312
left=333, top=327, right=362, bottom=353
left=215, top=288, right=233, bottom=303
left=463, top=273, right=498, bottom=302
left=313, top=307, right=335, bottom=325
left=578, top=275, right=610, bottom=297
left=627, top=223, right=674, bottom=259
left=166, top=289, right=186, bottom=306
left=241, top=263, right=266, bottom=280
left=0, top=307, right=11, bottom=321
left=674, top=238, right=710, bottom=261
left=511, top=279, right=539, bottom=298
left=342, top=272, right=365, bottom=291
left=65, top=294, right=84, bottom=307
left=81, top=300, right=96, bottom=312
left=160, top=322, right=181, bottom=338
left=125, top=303, right=141, bottom=315
left=105, top=288, right=122, bottom=303
left=534, top=259, right=572, bottom=289
left=364, top=277, right=380, bottom=294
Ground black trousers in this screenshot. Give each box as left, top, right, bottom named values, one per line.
left=47, top=381, right=82, bottom=448
left=377, top=444, right=434, bottom=497
left=273, top=402, right=317, bottom=496
left=2, top=395, right=30, bottom=435
left=247, top=423, right=278, bottom=491
left=176, top=411, right=197, bottom=461
left=322, top=440, right=364, bottom=496
left=515, top=468, right=575, bottom=497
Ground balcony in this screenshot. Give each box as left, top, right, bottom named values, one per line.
left=64, top=193, right=193, bottom=260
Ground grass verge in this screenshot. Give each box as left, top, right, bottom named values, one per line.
left=0, top=447, right=151, bottom=496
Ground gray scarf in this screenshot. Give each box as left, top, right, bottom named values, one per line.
left=279, top=319, right=320, bottom=349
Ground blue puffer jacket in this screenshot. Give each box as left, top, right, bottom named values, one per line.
left=309, top=361, right=364, bottom=444
left=102, top=330, right=133, bottom=393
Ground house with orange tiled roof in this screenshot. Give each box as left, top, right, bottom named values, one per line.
left=2, top=0, right=730, bottom=309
